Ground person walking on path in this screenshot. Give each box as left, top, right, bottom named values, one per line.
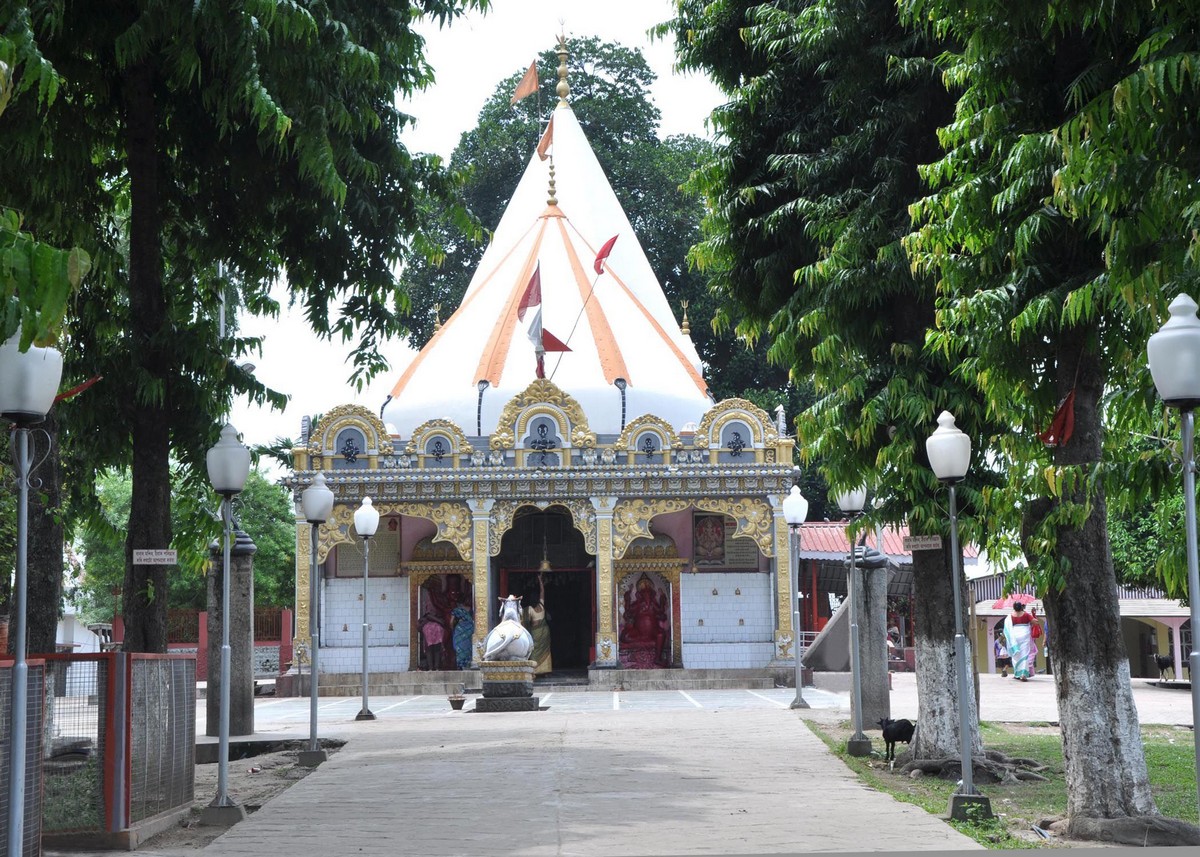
left=994, top=631, right=1012, bottom=677
left=1003, top=601, right=1040, bottom=681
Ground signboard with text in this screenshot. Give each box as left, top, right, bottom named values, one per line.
left=133, top=549, right=178, bottom=565
left=902, top=535, right=943, bottom=552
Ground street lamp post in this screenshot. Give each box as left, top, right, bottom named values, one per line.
left=203, top=424, right=251, bottom=825
left=1147, top=293, right=1200, bottom=819
left=0, top=335, right=62, bottom=857
left=354, top=497, right=380, bottom=721
left=926, top=410, right=991, bottom=820
left=299, top=472, right=334, bottom=767
left=782, top=484, right=809, bottom=709
left=836, top=486, right=872, bottom=757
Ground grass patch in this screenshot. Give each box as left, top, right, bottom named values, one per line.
left=806, top=719, right=1197, bottom=849
left=42, top=758, right=103, bottom=832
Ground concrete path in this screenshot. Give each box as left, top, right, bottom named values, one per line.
left=55, top=672, right=1196, bottom=856
left=175, top=707, right=980, bottom=856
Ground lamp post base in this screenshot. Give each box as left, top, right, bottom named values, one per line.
left=789, top=696, right=810, bottom=710
left=355, top=709, right=376, bottom=721
left=846, top=736, right=873, bottom=757
left=298, top=749, right=328, bottom=767
left=200, top=802, right=247, bottom=827
left=947, top=793, right=993, bottom=822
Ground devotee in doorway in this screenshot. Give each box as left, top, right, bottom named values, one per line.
left=450, top=585, right=475, bottom=670
left=524, top=572, right=552, bottom=675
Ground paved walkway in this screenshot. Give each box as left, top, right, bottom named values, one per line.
left=61, top=673, right=1197, bottom=856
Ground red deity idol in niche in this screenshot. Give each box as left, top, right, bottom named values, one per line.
left=620, top=573, right=669, bottom=667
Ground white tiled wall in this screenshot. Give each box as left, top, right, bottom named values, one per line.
left=681, top=572, right=775, bottom=669
left=318, top=576, right=411, bottom=673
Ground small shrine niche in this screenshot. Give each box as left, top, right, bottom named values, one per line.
left=334, top=427, right=368, bottom=469
left=423, top=434, right=454, bottom=468
left=717, top=420, right=753, bottom=462
left=521, top=415, right=563, bottom=468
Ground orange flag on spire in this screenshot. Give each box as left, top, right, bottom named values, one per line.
left=537, top=117, right=554, bottom=162
left=510, top=61, right=539, bottom=105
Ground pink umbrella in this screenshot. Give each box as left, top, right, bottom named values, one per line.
left=992, top=593, right=1040, bottom=611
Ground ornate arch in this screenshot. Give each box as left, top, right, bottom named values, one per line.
left=488, top=499, right=597, bottom=556
left=693, top=398, right=778, bottom=450
left=308, top=404, right=395, bottom=457
left=611, top=497, right=774, bottom=560
left=317, top=501, right=472, bottom=563
left=491, top=379, right=597, bottom=450
left=613, top=413, right=682, bottom=453
left=404, top=418, right=473, bottom=456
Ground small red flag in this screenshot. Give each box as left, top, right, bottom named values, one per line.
left=518, top=263, right=541, bottom=322
left=510, top=61, right=538, bottom=105
left=541, top=329, right=572, bottom=353
left=537, top=117, right=554, bottom=162
left=1038, top=389, right=1076, bottom=448
left=54, top=375, right=102, bottom=403
left=594, top=234, right=619, bottom=275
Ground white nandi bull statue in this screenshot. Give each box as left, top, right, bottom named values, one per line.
left=482, top=594, right=534, bottom=661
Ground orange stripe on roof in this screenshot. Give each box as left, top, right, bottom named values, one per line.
left=475, top=220, right=550, bottom=386
left=568, top=223, right=710, bottom=397
left=556, top=219, right=630, bottom=385
left=388, top=220, right=541, bottom=401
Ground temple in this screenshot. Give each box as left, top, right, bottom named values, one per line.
left=285, top=39, right=800, bottom=689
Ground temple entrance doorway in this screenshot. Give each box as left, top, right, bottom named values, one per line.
left=497, top=507, right=595, bottom=672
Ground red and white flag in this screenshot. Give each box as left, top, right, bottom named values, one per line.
left=594, top=234, right=619, bottom=274
left=510, top=61, right=539, bottom=105
left=517, top=262, right=570, bottom=377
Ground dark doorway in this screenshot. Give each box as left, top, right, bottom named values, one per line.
left=497, top=506, right=595, bottom=671
left=504, top=569, right=593, bottom=670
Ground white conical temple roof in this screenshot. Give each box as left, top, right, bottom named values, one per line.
left=383, top=99, right=711, bottom=438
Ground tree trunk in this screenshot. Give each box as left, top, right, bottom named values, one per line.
left=910, top=545, right=983, bottom=760
left=120, top=60, right=171, bottom=653
left=28, top=410, right=63, bottom=655
left=1030, top=329, right=1158, bottom=828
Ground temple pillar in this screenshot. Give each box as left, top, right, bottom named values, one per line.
left=468, top=499, right=494, bottom=665
left=292, top=519, right=312, bottom=668
left=592, top=496, right=619, bottom=667
left=770, top=507, right=798, bottom=664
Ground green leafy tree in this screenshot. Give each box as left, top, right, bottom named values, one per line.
left=662, top=0, right=994, bottom=761
left=900, top=0, right=1200, bottom=841
left=234, top=471, right=297, bottom=609
left=398, top=36, right=786, bottom=401
left=1, top=0, right=486, bottom=652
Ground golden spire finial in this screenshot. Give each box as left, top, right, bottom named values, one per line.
left=555, top=34, right=570, bottom=106
left=681, top=300, right=691, bottom=336
left=547, top=157, right=558, bottom=206
left=432, top=303, right=442, bottom=333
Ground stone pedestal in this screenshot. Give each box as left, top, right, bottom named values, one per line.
left=857, top=560, right=891, bottom=728
left=476, top=660, right=540, bottom=713
left=206, top=530, right=256, bottom=737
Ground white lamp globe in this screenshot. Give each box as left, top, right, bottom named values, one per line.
left=0, top=335, right=63, bottom=423
left=926, top=411, right=971, bottom=483
left=836, top=486, right=867, bottom=514
left=782, top=485, right=809, bottom=527
left=1147, top=294, right=1200, bottom=409
left=206, top=423, right=251, bottom=496
left=354, top=497, right=380, bottom=539
left=301, top=472, right=335, bottom=524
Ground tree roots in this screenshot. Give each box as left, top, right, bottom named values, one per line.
left=1054, top=815, right=1200, bottom=847
left=896, top=748, right=1049, bottom=784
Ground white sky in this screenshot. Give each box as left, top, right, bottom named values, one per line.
left=229, top=1, right=723, bottom=470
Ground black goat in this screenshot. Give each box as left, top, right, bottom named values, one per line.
left=877, top=717, right=915, bottom=761
left=1155, top=653, right=1173, bottom=680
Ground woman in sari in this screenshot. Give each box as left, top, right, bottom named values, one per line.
left=450, top=592, right=475, bottom=670
left=524, top=572, right=552, bottom=675
left=1003, top=602, right=1038, bottom=681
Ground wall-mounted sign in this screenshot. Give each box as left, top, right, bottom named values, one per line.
left=133, top=549, right=178, bottom=565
